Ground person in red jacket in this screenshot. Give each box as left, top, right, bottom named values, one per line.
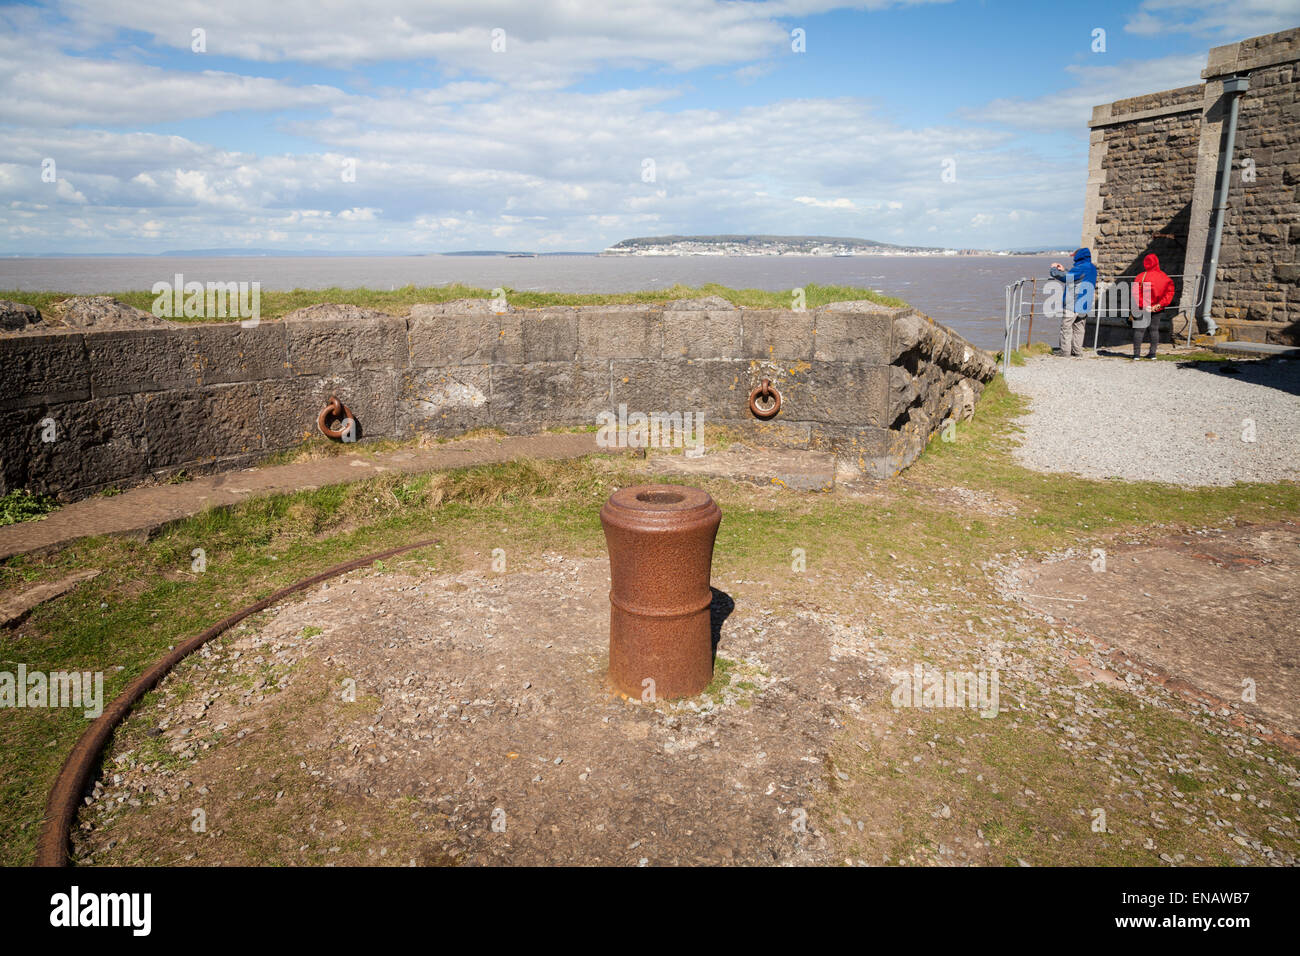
left=1131, top=253, right=1175, bottom=360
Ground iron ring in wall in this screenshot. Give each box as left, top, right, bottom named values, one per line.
left=748, top=379, right=782, bottom=420
left=317, top=396, right=354, bottom=440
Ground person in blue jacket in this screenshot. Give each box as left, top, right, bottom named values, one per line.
left=1049, top=248, right=1097, bottom=356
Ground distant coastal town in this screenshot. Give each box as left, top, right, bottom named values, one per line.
left=601, top=235, right=1061, bottom=257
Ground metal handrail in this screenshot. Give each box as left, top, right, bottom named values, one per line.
left=1090, top=272, right=1206, bottom=349
left=1004, top=271, right=1206, bottom=371
left=1002, top=276, right=1038, bottom=373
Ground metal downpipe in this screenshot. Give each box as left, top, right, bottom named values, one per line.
left=1199, top=74, right=1250, bottom=337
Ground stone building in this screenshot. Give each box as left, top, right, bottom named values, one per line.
left=1082, top=27, right=1299, bottom=344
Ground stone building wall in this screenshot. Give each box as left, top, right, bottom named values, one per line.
left=1083, top=85, right=1204, bottom=278
left=1204, top=44, right=1299, bottom=332
left=0, top=299, right=997, bottom=499
left=1081, top=27, right=1300, bottom=345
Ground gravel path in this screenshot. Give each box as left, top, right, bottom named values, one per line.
left=1003, top=355, right=1300, bottom=486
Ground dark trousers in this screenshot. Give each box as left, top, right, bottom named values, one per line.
left=1132, top=317, right=1159, bottom=357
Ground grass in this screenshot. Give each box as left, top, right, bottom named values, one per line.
left=697, top=655, right=766, bottom=709
left=0, top=489, right=60, bottom=527
left=255, top=427, right=522, bottom=468
left=1154, top=350, right=1235, bottom=362
left=1, top=363, right=1297, bottom=865
left=0, top=281, right=906, bottom=325
left=823, top=675, right=1299, bottom=866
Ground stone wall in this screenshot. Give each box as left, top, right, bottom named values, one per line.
left=1081, top=27, right=1300, bottom=345
left=1204, top=43, right=1299, bottom=333
left=1084, top=85, right=1203, bottom=277
left=0, top=299, right=996, bottom=499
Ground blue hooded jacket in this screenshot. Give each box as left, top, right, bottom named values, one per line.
left=1050, top=248, right=1097, bottom=314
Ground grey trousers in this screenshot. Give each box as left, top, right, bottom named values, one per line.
left=1132, top=316, right=1159, bottom=357
left=1059, top=310, right=1086, bottom=355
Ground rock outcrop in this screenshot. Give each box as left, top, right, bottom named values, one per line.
left=0, top=300, right=42, bottom=332
left=49, top=296, right=174, bottom=330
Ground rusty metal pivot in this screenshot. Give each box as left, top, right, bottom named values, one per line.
left=600, top=484, right=722, bottom=700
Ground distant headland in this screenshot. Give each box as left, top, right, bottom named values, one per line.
left=602, top=235, right=1063, bottom=257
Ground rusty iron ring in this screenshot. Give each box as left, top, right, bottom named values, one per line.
left=35, top=537, right=440, bottom=867
left=317, top=395, right=354, bottom=440
left=748, top=379, right=782, bottom=420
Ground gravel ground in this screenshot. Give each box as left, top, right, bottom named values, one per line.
left=1004, top=355, right=1300, bottom=485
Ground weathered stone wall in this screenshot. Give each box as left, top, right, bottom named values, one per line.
left=1084, top=85, right=1203, bottom=277
left=1082, top=27, right=1300, bottom=345
left=1205, top=46, right=1299, bottom=334
left=0, top=300, right=996, bottom=499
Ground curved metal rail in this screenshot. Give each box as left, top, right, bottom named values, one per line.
left=35, top=537, right=439, bottom=867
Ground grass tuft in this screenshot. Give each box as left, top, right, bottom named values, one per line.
left=0, top=489, right=60, bottom=527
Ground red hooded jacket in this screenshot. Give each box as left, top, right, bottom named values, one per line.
left=1133, top=254, right=1175, bottom=313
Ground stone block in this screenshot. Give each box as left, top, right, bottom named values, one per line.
left=395, top=366, right=493, bottom=435
left=0, top=300, right=40, bottom=331
left=1274, top=262, right=1300, bottom=283
left=610, top=359, right=745, bottom=416
left=87, top=323, right=289, bottom=397
left=520, top=312, right=578, bottom=363
left=139, top=384, right=265, bottom=468
left=740, top=310, right=813, bottom=361
left=409, top=313, right=522, bottom=367
left=662, top=310, right=743, bottom=359
left=286, top=314, right=407, bottom=374
left=181, top=323, right=289, bottom=386
left=813, top=309, right=892, bottom=364
left=889, top=310, right=936, bottom=363
left=577, top=309, right=662, bottom=359
left=259, top=370, right=397, bottom=448
left=8, top=396, right=149, bottom=495
left=808, top=423, right=908, bottom=479
left=491, top=362, right=611, bottom=427
left=798, top=363, right=889, bottom=427
left=85, top=329, right=183, bottom=396
left=888, top=365, right=918, bottom=425
left=0, top=333, right=89, bottom=410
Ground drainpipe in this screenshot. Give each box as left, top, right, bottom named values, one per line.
left=1199, top=74, right=1250, bottom=337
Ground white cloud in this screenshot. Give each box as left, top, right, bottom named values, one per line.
left=967, top=54, right=1206, bottom=132
left=0, top=34, right=344, bottom=127
left=52, top=0, right=787, bottom=77
left=794, top=195, right=858, bottom=210
left=1125, top=1, right=1300, bottom=39
left=45, top=0, right=956, bottom=82
left=54, top=179, right=88, bottom=204
left=0, top=0, right=1086, bottom=252
left=0, top=84, right=1077, bottom=252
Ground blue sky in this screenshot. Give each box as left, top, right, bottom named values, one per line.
left=1, top=0, right=1296, bottom=254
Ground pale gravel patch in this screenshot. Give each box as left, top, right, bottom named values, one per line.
left=1003, top=355, right=1300, bottom=486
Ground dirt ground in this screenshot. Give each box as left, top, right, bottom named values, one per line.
left=73, top=554, right=887, bottom=865
left=1009, top=521, right=1300, bottom=740
left=70, top=501, right=1300, bottom=867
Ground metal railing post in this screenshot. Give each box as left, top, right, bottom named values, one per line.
left=1003, top=282, right=1013, bottom=374
left=1027, top=277, right=1036, bottom=347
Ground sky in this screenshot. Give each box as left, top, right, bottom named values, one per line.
left=0, top=0, right=1296, bottom=254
